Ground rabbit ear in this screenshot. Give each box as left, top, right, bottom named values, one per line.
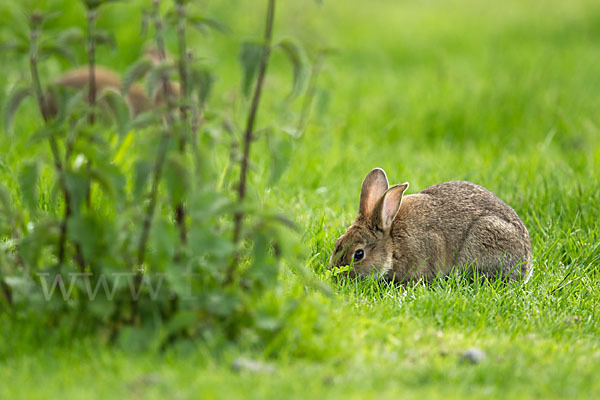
left=376, top=183, right=409, bottom=231
left=359, top=168, right=389, bottom=217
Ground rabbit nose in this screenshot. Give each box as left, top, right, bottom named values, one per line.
left=328, top=254, right=335, bottom=270
left=328, top=251, right=344, bottom=270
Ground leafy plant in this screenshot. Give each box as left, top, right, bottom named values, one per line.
left=1, top=0, right=322, bottom=351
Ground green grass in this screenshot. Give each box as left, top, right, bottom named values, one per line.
left=1, top=0, right=600, bottom=398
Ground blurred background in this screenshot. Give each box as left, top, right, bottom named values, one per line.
left=1, top=0, right=599, bottom=256
left=1, top=1, right=600, bottom=397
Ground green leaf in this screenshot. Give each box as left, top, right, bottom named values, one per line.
left=275, top=39, right=307, bottom=99
left=28, top=10, right=61, bottom=28
left=140, top=9, right=151, bottom=37
left=18, top=161, right=39, bottom=212
left=127, top=111, right=161, bottom=131
left=19, top=220, right=60, bottom=268
left=29, top=123, right=61, bottom=143
left=100, top=90, right=130, bottom=136
left=64, top=171, right=89, bottom=216
left=187, top=16, right=230, bottom=35
left=256, top=315, right=281, bottom=332
left=250, top=231, right=278, bottom=288
left=64, top=89, right=88, bottom=115
left=67, top=213, right=104, bottom=261
left=56, top=27, right=84, bottom=45
left=239, top=41, right=264, bottom=97
left=94, top=29, right=116, bottom=49
left=82, top=0, right=101, bottom=10
left=146, top=63, right=175, bottom=98
left=315, top=89, right=330, bottom=116
left=4, top=86, right=32, bottom=132
left=122, top=58, right=153, bottom=96
left=267, top=133, right=293, bottom=185
left=205, top=291, right=240, bottom=318
left=117, top=325, right=156, bottom=353
left=149, top=216, right=177, bottom=268
left=0, top=184, right=12, bottom=212
left=164, top=9, right=177, bottom=25
left=88, top=163, right=126, bottom=201
left=82, top=0, right=122, bottom=10
left=87, top=288, right=116, bottom=320
left=164, top=311, right=198, bottom=336
left=39, top=43, right=76, bottom=63
left=0, top=40, right=28, bottom=55
left=133, top=160, right=152, bottom=199
left=163, top=156, right=189, bottom=207
left=0, top=183, right=14, bottom=222
left=189, top=67, right=214, bottom=106
left=264, top=213, right=298, bottom=231
left=189, top=226, right=235, bottom=261
left=45, top=85, right=87, bottom=123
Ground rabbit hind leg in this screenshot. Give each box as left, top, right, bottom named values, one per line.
left=457, top=216, right=530, bottom=281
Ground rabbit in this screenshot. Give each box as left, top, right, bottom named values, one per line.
left=329, top=168, right=532, bottom=282
left=46, top=48, right=181, bottom=118
left=50, top=66, right=152, bottom=116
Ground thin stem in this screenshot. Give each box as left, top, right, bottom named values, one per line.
left=29, top=31, right=49, bottom=123
left=136, top=0, right=177, bottom=266
left=187, top=49, right=204, bottom=174
left=29, top=21, right=71, bottom=268
left=1, top=278, right=12, bottom=308
left=132, top=1, right=179, bottom=320
left=229, top=0, right=276, bottom=281
left=191, top=102, right=203, bottom=170
left=137, top=132, right=171, bottom=265
left=176, top=1, right=189, bottom=120
left=174, top=0, right=189, bottom=245
left=87, top=8, right=97, bottom=125
left=132, top=127, right=170, bottom=323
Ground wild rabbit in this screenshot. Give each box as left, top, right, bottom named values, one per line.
left=50, top=66, right=151, bottom=116
left=329, top=168, right=532, bottom=282
left=47, top=48, right=180, bottom=117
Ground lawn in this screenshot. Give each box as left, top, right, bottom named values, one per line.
left=1, top=0, right=600, bottom=398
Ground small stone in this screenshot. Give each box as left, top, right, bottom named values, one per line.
left=322, top=375, right=334, bottom=386
left=128, top=373, right=164, bottom=396
left=460, top=347, right=486, bottom=364
left=231, top=357, right=276, bottom=374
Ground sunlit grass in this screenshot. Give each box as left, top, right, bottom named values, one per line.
left=1, top=0, right=600, bottom=398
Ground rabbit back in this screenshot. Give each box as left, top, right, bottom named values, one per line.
left=391, top=181, right=531, bottom=281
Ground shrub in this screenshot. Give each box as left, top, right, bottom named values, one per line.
left=0, top=0, right=324, bottom=351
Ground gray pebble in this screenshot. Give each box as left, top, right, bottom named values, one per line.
left=460, top=347, right=486, bottom=364
left=231, top=357, right=276, bottom=374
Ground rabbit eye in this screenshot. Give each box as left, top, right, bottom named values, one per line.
left=353, top=249, right=364, bottom=262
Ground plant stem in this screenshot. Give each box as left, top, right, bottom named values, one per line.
left=132, top=1, right=180, bottom=321
left=136, top=0, right=177, bottom=267
left=174, top=0, right=189, bottom=245
left=131, top=127, right=168, bottom=323
left=137, top=132, right=171, bottom=266
left=176, top=1, right=189, bottom=122
left=29, top=20, right=83, bottom=270
left=87, top=8, right=97, bottom=125
left=229, top=0, right=276, bottom=280
left=0, top=278, right=12, bottom=308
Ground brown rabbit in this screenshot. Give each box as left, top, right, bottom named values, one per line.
left=51, top=66, right=152, bottom=116
left=329, top=168, right=532, bottom=282
left=47, top=48, right=181, bottom=118
left=49, top=66, right=181, bottom=117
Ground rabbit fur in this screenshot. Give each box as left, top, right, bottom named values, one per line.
left=329, top=168, right=532, bottom=282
